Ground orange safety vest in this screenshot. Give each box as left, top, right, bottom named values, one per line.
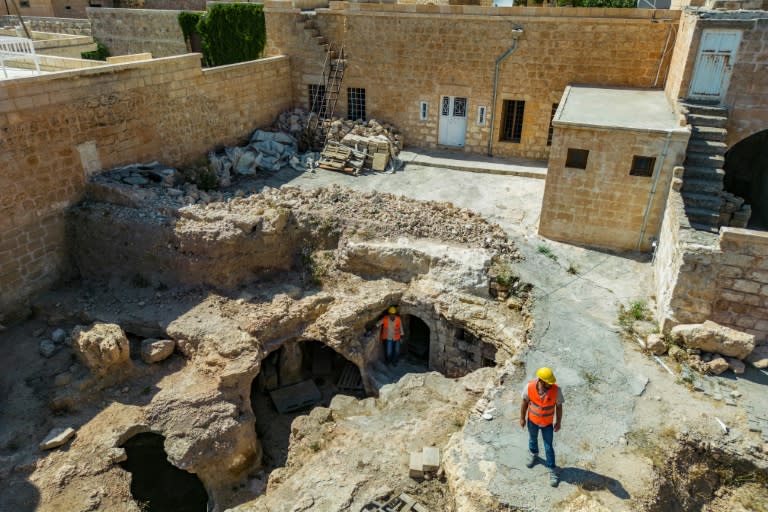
left=527, top=379, right=558, bottom=427
left=380, top=315, right=402, bottom=341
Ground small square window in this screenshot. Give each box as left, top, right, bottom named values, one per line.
left=19, top=0, right=30, bottom=6
left=630, top=156, right=656, bottom=177
left=565, top=148, right=589, bottom=169
left=419, top=101, right=428, bottom=121
left=477, top=106, right=487, bottom=126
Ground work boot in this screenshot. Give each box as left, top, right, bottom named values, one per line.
left=548, top=468, right=559, bottom=487
left=525, top=452, right=537, bottom=468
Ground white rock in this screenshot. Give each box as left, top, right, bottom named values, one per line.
left=39, top=427, right=76, bottom=450
left=645, top=333, right=668, bottom=355
left=141, top=339, right=175, bottom=364
left=706, top=357, right=730, bottom=375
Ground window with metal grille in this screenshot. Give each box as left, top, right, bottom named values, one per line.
left=629, top=156, right=656, bottom=177
left=500, top=100, right=525, bottom=143
left=547, top=103, right=559, bottom=146
left=566, top=148, right=589, bottom=169
left=419, top=101, right=428, bottom=121
left=347, top=88, right=366, bottom=121
left=308, top=84, right=326, bottom=117
left=19, top=0, right=30, bottom=6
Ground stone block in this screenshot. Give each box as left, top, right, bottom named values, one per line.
left=422, top=446, right=440, bottom=472
left=409, top=451, right=423, bottom=479
left=39, top=427, right=75, bottom=450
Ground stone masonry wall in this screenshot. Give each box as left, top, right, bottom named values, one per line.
left=0, top=54, right=292, bottom=320
left=724, top=16, right=768, bottom=147
left=87, top=7, right=188, bottom=57
left=655, top=187, right=768, bottom=342
left=7, top=0, right=54, bottom=17
left=664, top=9, right=697, bottom=106
left=0, top=15, right=92, bottom=35
left=265, top=2, right=679, bottom=159
left=540, top=125, right=688, bottom=252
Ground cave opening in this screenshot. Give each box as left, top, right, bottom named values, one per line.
left=119, top=432, right=208, bottom=512
left=404, top=315, right=431, bottom=366
left=250, top=340, right=364, bottom=471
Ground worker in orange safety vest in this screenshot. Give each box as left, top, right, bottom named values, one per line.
left=377, top=306, right=404, bottom=365
left=519, top=367, right=564, bottom=487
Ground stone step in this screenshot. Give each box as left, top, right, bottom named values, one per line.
left=685, top=206, right=721, bottom=226
left=691, top=125, right=728, bottom=142
left=682, top=178, right=723, bottom=194
left=682, top=191, right=723, bottom=209
left=685, top=151, right=725, bottom=167
left=687, top=113, right=728, bottom=128
left=680, top=101, right=728, bottom=117
left=688, top=138, right=728, bottom=157
left=690, top=221, right=720, bottom=233
left=683, top=164, right=725, bottom=181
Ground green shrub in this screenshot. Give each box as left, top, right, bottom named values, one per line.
left=178, top=11, right=203, bottom=47
left=197, top=3, right=266, bottom=67
left=81, top=39, right=110, bottom=61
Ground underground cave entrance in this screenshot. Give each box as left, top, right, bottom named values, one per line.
left=250, top=340, right=365, bottom=470
left=119, top=432, right=208, bottom=512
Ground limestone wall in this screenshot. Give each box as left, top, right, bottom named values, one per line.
left=87, top=7, right=188, bottom=57
left=725, top=16, right=768, bottom=147
left=7, top=0, right=54, bottom=17
left=539, top=125, right=689, bottom=252
left=0, top=54, right=292, bottom=320
left=265, top=1, right=679, bottom=159
left=655, top=188, right=768, bottom=342
left=0, top=15, right=92, bottom=35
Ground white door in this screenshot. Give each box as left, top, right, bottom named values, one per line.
left=689, top=30, right=741, bottom=102
left=438, top=96, right=468, bottom=147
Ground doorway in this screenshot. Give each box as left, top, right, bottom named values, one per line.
left=688, top=29, right=741, bottom=103
left=723, top=129, right=768, bottom=229
left=438, top=95, right=468, bottom=147
left=405, top=315, right=430, bottom=365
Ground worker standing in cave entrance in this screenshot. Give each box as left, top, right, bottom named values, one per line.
left=519, top=367, right=564, bottom=487
left=377, top=306, right=404, bottom=366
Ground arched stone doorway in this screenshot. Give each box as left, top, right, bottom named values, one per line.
left=250, top=340, right=364, bottom=471
left=119, top=432, right=208, bottom=512
left=724, top=129, right=768, bottom=229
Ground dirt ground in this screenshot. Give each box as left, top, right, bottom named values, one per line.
left=2, top=158, right=768, bottom=512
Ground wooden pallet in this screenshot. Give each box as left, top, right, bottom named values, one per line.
left=337, top=361, right=364, bottom=395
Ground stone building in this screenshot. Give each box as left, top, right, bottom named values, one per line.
left=1, top=0, right=768, bottom=345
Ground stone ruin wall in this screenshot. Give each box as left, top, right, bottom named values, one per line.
left=655, top=187, right=768, bottom=345
left=264, top=1, right=679, bottom=160
left=0, top=15, right=93, bottom=35
left=87, top=7, right=189, bottom=57
left=0, top=54, right=292, bottom=321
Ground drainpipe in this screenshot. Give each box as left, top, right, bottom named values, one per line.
left=637, top=132, right=673, bottom=251
left=487, top=27, right=524, bottom=157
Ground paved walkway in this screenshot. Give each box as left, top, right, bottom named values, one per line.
left=400, top=149, right=548, bottom=179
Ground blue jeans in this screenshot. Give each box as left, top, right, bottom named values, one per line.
left=385, top=339, right=400, bottom=363
left=528, top=419, right=555, bottom=469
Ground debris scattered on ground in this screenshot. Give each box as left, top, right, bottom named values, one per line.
left=362, top=492, right=429, bottom=512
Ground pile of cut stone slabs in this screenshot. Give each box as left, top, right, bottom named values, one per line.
left=269, top=379, right=322, bottom=414
left=361, top=493, right=429, bottom=512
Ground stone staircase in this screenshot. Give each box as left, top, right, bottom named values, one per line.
left=679, top=101, right=729, bottom=232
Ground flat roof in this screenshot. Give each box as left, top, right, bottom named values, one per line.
left=0, top=66, right=46, bottom=80
left=554, top=85, right=687, bottom=134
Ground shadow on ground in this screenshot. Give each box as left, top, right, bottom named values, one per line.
left=558, top=467, right=630, bottom=499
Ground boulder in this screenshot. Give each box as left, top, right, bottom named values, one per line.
left=670, top=321, right=755, bottom=359
left=140, top=339, right=175, bottom=364
left=645, top=333, right=668, bottom=355
left=705, top=357, right=729, bottom=375
left=726, top=357, right=746, bottom=374
left=72, top=323, right=133, bottom=379
left=745, top=345, right=768, bottom=369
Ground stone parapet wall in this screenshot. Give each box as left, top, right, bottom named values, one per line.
left=87, top=7, right=188, bottom=57
left=0, top=15, right=92, bottom=35
left=0, top=54, right=292, bottom=320
left=655, top=187, right=768, bottom=342
left=265, top=2, right=679, bottom=159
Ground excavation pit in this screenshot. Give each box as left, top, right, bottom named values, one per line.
left=119, top=432, right=209, bottom=512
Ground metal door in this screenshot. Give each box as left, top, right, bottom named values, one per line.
left=438, top=96, right=468, bottom=147
left=689, top=30, right=741, bottom=102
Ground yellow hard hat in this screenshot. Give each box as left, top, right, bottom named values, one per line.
left=536, top=367, right=556, bottom=385
left=388, top=306, right=397, bottom=314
